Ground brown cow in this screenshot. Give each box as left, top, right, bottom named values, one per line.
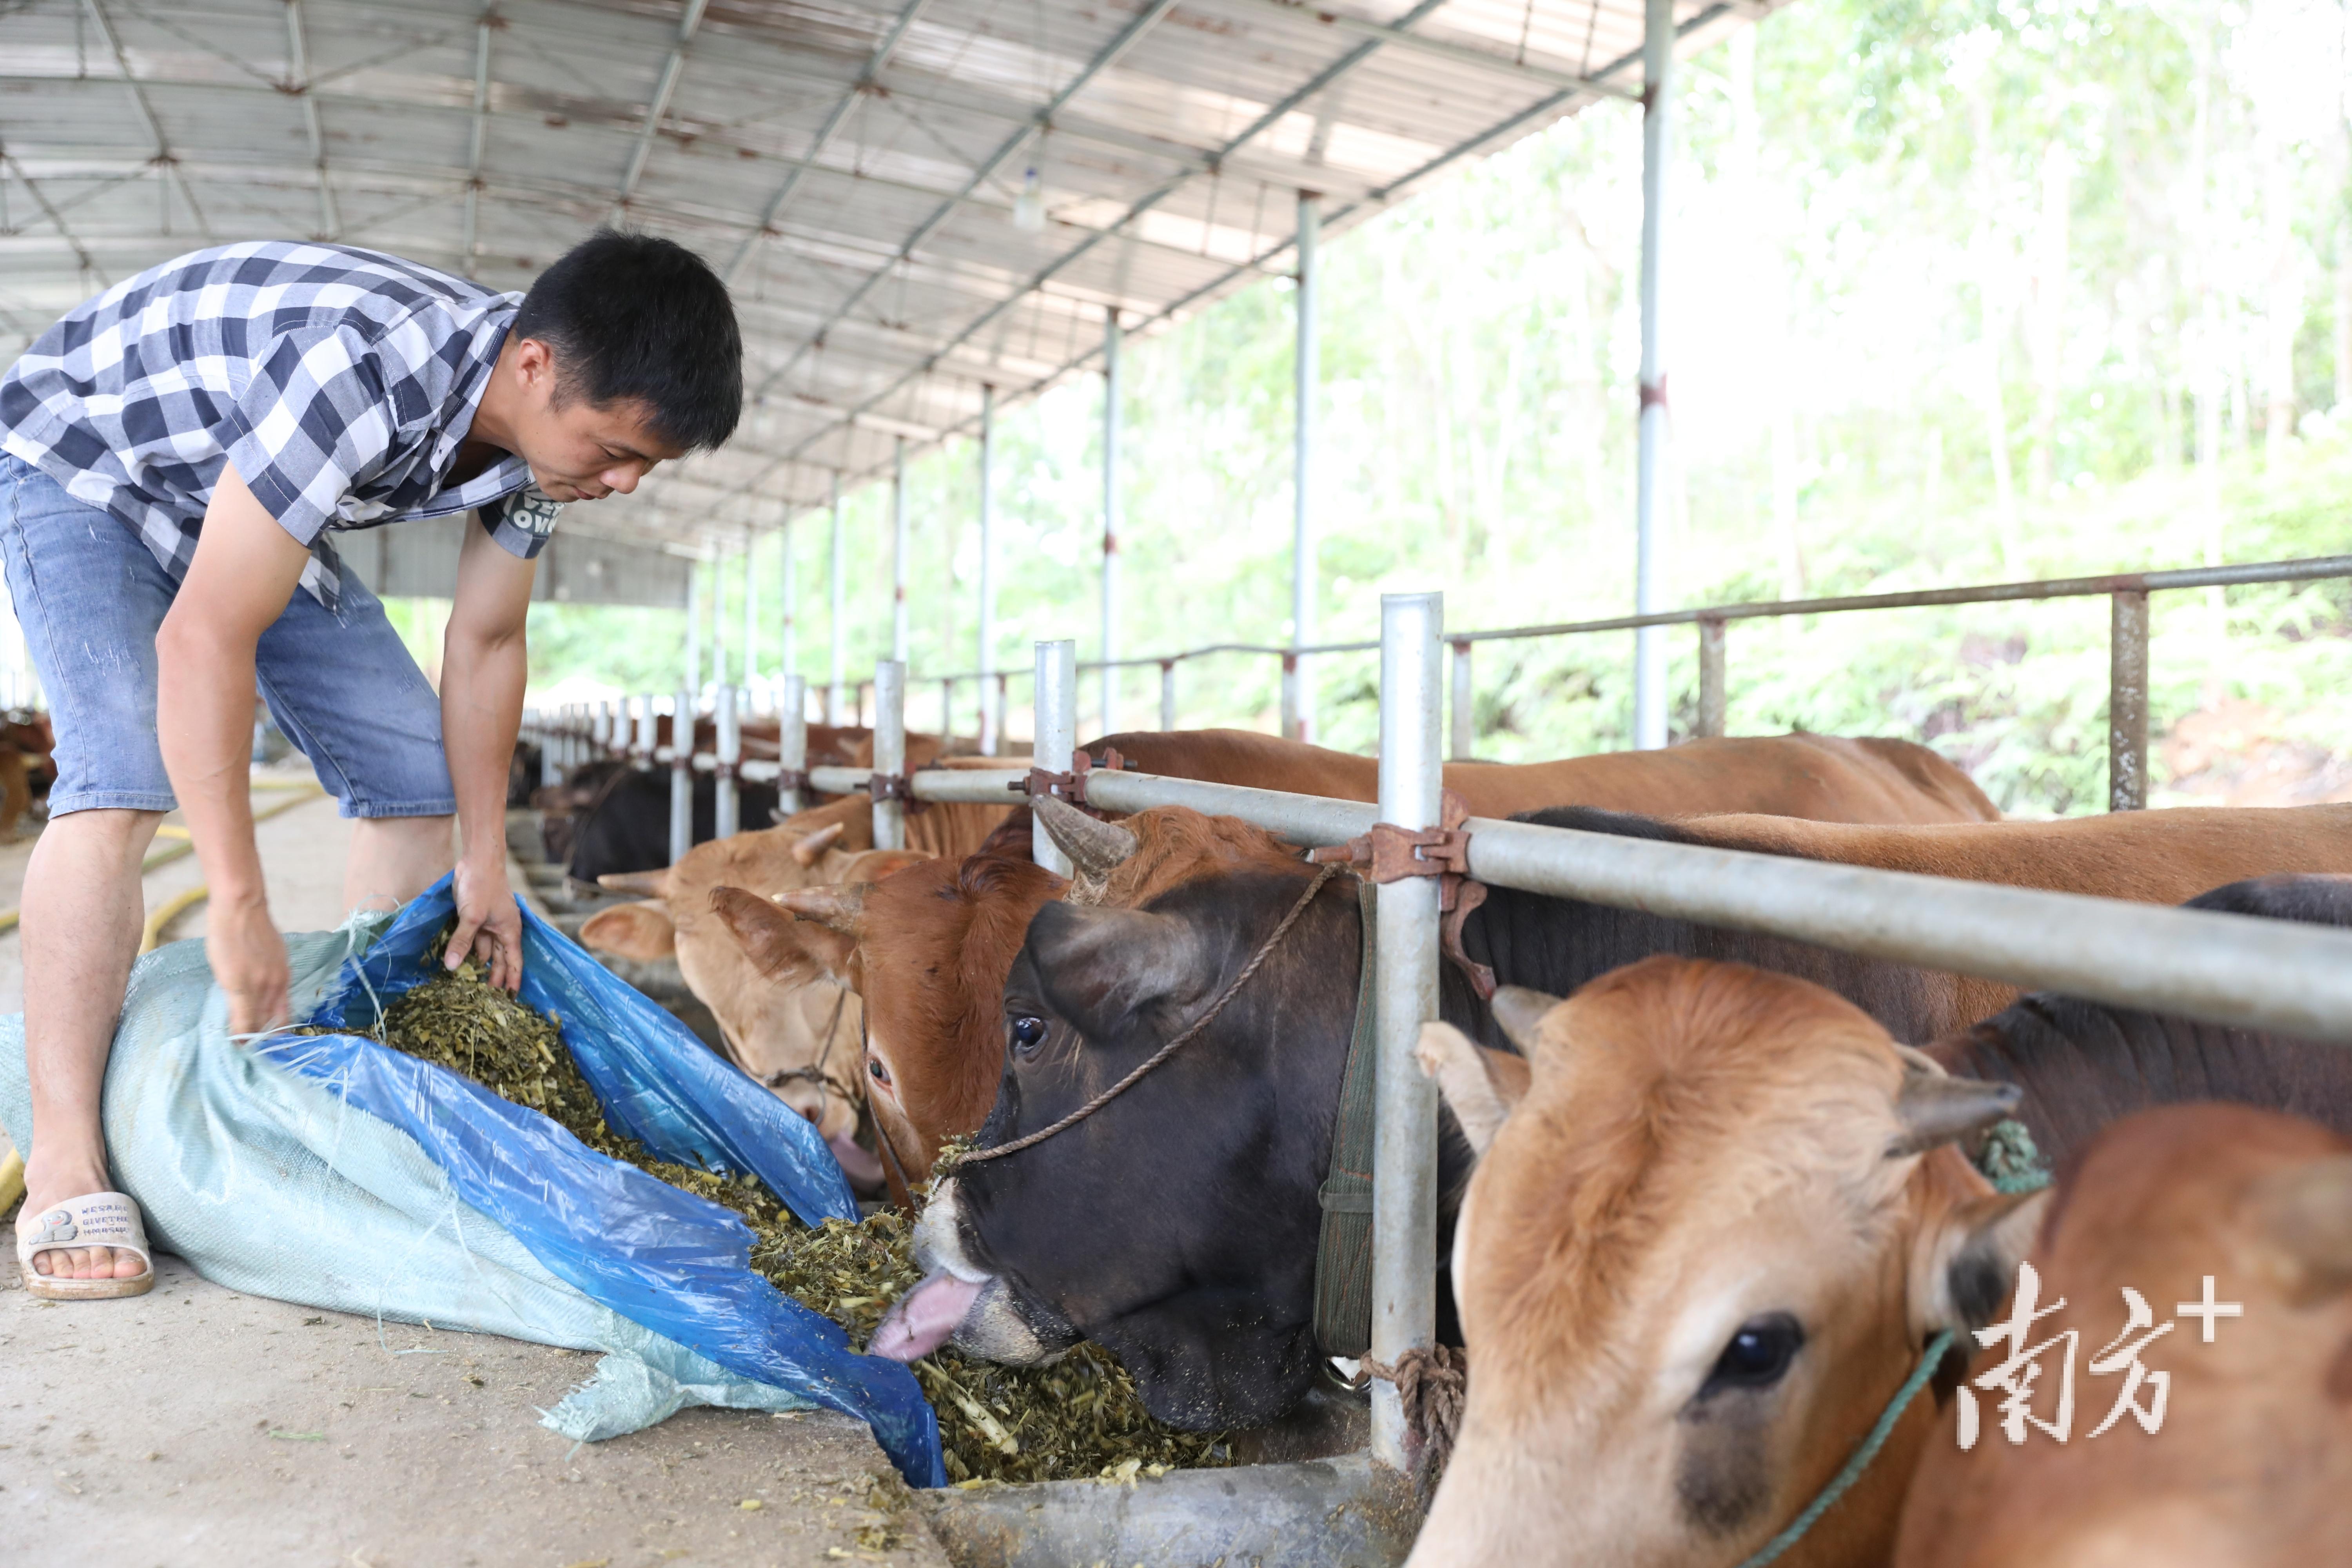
left=1407, top=960, right=2043, bottom=1568
left=1894, top=1104, right=2352, bottom=1567
left=1094, top=727, right=2000, bottom=824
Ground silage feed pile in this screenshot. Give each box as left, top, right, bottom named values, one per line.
left=351, top=948, right=1229, bottom=1485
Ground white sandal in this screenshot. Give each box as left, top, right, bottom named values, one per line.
left=15, top=1191, right=154, bottom=1299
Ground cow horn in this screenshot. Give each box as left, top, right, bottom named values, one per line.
left=775, top=882, right=869, bottom=937
left=1033, top=795, right=1138, bottom=879
left=791, top=820, right=848, bottom=867
left=1489, top=986, right=1562, bottom=1054
left=597, top=867, right=672, bottom=898
left=1888, top=1069, right=2022, bottom=1158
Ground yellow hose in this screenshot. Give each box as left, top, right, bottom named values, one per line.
left=138, top=882, right=212, bottom=956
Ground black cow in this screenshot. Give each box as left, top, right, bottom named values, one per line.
left=873, top=806, right=2352, bottom=1435
left=562, top=766, right=780, bottom=885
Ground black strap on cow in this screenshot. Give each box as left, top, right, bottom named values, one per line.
left=1312, top=877, right=1382, bottom=1358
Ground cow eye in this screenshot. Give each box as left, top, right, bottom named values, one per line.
left=1009, top=1015, right=1047, bottom=1056
left=1704, top=1314, right=1804, bottom=1395
left=867, top=1056, right=891, bottom=1085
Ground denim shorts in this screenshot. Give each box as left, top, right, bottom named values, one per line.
left=0, top=453, right=457, bottom=820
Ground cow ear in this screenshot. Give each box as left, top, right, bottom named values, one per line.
left=577, top=900, right=677, bottom=960
left=710, top=885, right=853, bottom=984
left=1024, top=902, right=1213, bottom=1043
left=1912, top=1186, right=2053, bottom=1337
left=2249, top=1155, right=2352, bottom=1307
left=1415, top=1022, right=1529, bottom=1158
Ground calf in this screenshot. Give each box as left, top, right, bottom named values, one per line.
left=1894, top=1104, right=2352, bottom=1566
left=1404, top=960, right=2040, bottom=1568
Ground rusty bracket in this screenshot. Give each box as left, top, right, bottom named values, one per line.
left=773, top=767, right=811, bottom=797
left=1308, top=789, right=1496, bottom=1000
left=1008, top=746, right=1128, bottom=816
left=867, top=768, right=933, bottom=815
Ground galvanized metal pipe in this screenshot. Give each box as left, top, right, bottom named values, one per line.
left=1448, top=639, right=1474, bottom=761
left=1632, top=0, right=1675, bottom=753
left=1370, top=591, right=1444, bottom=1471
left=1033, top=639, right=1078, bottom=878
left=744, top=528, right=759, bottom=698
left=539, top=710, right=559, bottom=788
left=1697, top=615, right=1727, bottom=739
left=893, top=437, right=911, bottom=664
left=780, top=514, right=798, bottom=688
left=711, top=541, right=728, bottom=689
left=1159, top=659, right=1177, bottom=731
left=979, top=385, right=1000, bottom=755
left=669, top=688, right=693, bottom=866
left=873, top=660, right=907, bottom=851
left=684, top=561, right=703, bottom=717
left=941, top=677, right=955, bottom=742
left=1102, top=309, right=1122, bottom=735
left=2110, top=590, right=2149, bottom=812
left=778, top=674, right=808, bottom=818
left=633, top=693, right=656, bottom=764
left=829, top=475, right=847, bottom=727
left=1288, top=192, right=1320, bottom=746
left=714, top=682, right=740, bottom=838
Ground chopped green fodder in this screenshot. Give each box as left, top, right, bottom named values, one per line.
left=333, top=941, right=1229, bottom=1483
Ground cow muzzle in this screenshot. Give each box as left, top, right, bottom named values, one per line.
left=869, top=1178, right=1068, bottom=1365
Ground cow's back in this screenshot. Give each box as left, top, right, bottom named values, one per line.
left=1090, top=728, right=1995, bottom=823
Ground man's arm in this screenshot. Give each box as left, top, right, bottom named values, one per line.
left=155, top=462, right=313, bottom=1035
left=439, top=514, right=535, bottom=990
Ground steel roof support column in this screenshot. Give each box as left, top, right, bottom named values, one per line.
left=779, top=674, right=808, bottom=816
left=1033, top=640, right=1077, bottom=877
left=742, top=528, right=759, bottom=704
left=873, top=660, right=907, bottom=851
left=1632, top=0, right=1675, bottom=751
left=1370, top=590, right=1443, bottom=1472
left=978, top=385, right=1000, bottom=755
left=1102, top=309, right=1122, bottom=735
left=1287, top=192, right=1321, bottom=745
left=892, top=437, right=911, bottom=663
left=714, top=680, right=739, bottom=838
left=672, top=563, right=702, bottom=865
left=780, top=514, right=797, bottom=691
left=711, top=535, right=727, bottom=689
left=828, top=475, right=846, bottom=727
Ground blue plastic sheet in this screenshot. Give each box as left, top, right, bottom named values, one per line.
left=254, top=877, right=946, bottom=1488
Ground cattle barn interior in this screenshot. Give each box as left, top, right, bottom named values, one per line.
left=7, top=1, right=2352, bottom=1566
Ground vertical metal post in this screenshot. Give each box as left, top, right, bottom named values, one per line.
left=978, top=385, right=999, bottom=755
left=711, top=541, right=727, bottom=690
left=539, top=710, right=560, bottom=788
left=743, top=527, right=759, bottom=701
left=941, top=677, right=955, bottom=742
left=1102, top=308, right=1122, bottom=735
left=1447, top=639, right=1474, bottom=761
left=633, top=692, right=655, bottom=764
left=1632, top=0, right=1675, bottom=752
left=1159, top=659, right=1177, bottom=732
left=592, top=699, right=611, bottom=753
left=2110, top=590, right=2150, bottom=811
left=1032, top=640, right=1077, bottom=878
left=780, top=514, right=797, bottom=690
left=779, top=673, right=808, bottom=818
left=859, top=681, right=873, bottom=728
left=828, top=474, right=846, bottom=728
left=1371, top=590, right=1443, bottom=1473
left=1696, top=616, right=1727, bottom=739
left=684, top=559, right=703, bottom=713
left=669, top=689, right=693, bottom=867
left=892, top=437, right=911, bottom=664
left=1288, top=192, right=1321, bottom=745
left=873, top=660, right=907, bottom=851
left=714, top=682, right=740, bottom=839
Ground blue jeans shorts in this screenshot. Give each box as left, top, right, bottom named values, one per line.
left=0, top=454, right=457, bottom=820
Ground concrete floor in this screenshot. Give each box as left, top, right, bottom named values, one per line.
left=0, top=769, right=953, bottom=1568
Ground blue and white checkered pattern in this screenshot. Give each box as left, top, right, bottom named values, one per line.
left=0, top=240, right=564, bottom=608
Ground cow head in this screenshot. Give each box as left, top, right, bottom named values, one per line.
left=1405, top=958, right=2044, bottom=1568
left=873, top=857, right=1373, bottom=1431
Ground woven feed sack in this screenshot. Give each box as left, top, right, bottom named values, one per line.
left=0, top=879, right=944, bottom=1487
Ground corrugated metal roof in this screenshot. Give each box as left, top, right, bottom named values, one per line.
left=0, top=0, right=1774, bottom=552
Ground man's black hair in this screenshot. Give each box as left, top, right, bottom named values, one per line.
left=513, top=230, right=742, bottom=451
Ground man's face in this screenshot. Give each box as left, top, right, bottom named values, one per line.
left=503, top=336, right=688, bottom=501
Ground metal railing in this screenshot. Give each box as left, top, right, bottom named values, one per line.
left=524, top=592, right=2352, bottom=1482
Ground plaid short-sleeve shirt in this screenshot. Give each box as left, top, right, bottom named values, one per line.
left=0, top=241, right=564, bottom=608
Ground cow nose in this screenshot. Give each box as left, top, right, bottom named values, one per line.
left=799, top=1102, right=822, bottom=1125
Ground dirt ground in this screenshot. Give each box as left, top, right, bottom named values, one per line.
left=0, top=770, right=952, bottom=1568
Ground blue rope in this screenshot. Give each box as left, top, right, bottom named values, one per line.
left=1729, top=1118, right=2047, bottom=1567
left=1731, top=1329, right=1957, bottom=1568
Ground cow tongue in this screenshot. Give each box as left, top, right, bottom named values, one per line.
left=827, top=1131, right=885, bottom=1189
left=869, top=1270, right=983, bottom=1362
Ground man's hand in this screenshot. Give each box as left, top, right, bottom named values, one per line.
left=447, top=853, right=523, bottom=992
left=212, top=892, right=292, bottom=1036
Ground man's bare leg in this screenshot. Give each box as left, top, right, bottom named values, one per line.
left=345, top=814, right=455, bottom=916
left=15, top=807, right=165, bottom=1281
